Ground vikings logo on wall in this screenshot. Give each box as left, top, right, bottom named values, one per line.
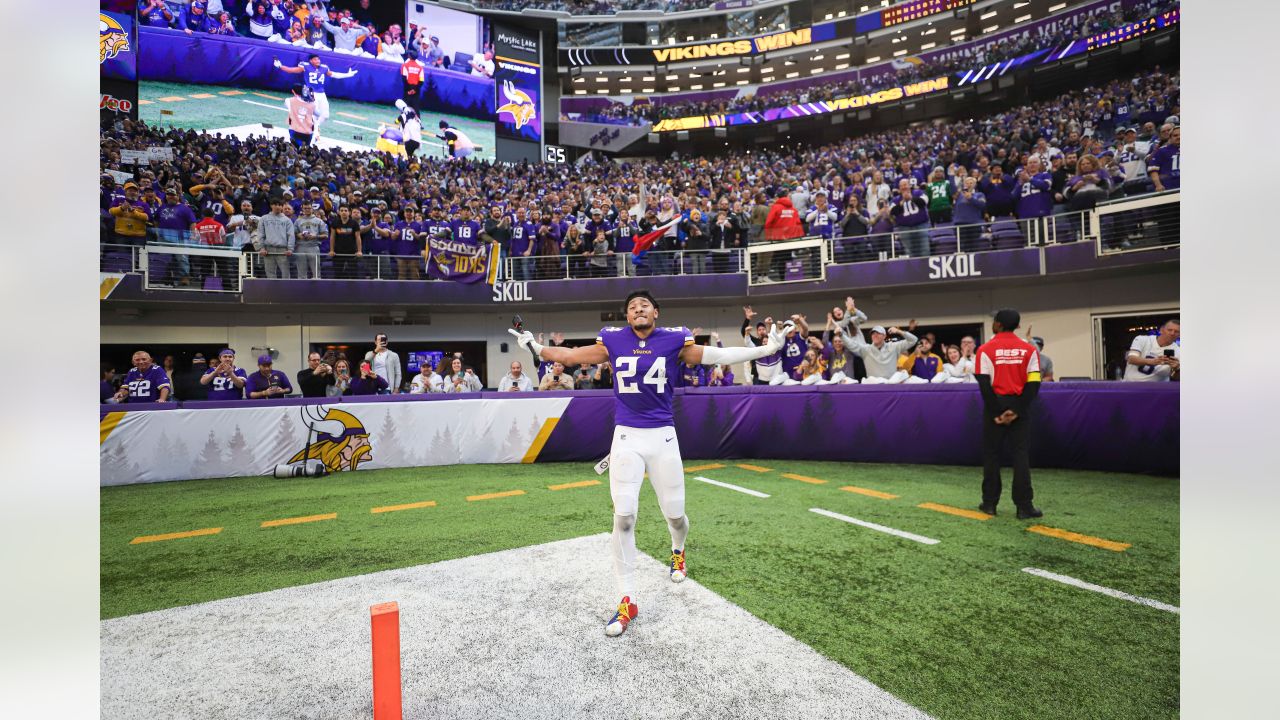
left=497, top=80, right=536, bottom=130
left=286, top=406, right=373, bottom=473
left=100, top=13, right=130, bottom=64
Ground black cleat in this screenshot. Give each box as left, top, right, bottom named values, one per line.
left=977, top=503, right=997, bottom=516
left=1016, top=506, right=1044, bottom=520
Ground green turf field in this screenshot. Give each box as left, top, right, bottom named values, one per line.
left=138, top=80, right=496, bottom=161
left=101, top=461, right=1178, bottom=720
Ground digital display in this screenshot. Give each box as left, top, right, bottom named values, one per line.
left=882, top=0, right=976, bottom=29
left=493, top=23, right=543, bottom=145
left=407, top=351, right=446, bottom=375
left=100, top=8, right=136, bottom=82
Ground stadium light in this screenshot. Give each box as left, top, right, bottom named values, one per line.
left=893, top=49, right=907, bottom=56
left=866, top=55, right=880, bottom=62
left=1049, top=2, right=1067, bottom=10
left=921, top=43, right=936, bottom=50
left=980, top=10, right=998, bottom=20
left=1015, top=14, right=1031, bottom=23
left=984, top=25, right=999, bottom=32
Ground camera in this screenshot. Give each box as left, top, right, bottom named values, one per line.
left=274, top=460, right=328, bottom=478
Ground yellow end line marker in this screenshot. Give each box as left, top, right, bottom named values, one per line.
left=548, top=480, right=600, bottom=491
left=683, top=463, right=726, bottom=473
left=839, top=485, right=899, bottom=500
left=130, top=527, right=222, bottom=544
left=189, top=93, right=215, bottom=99
left=1028, top=525, right=1131, bottom=552
left=736, top=463, right=773, bottom=473
left=467, top=490, right=526, bottom=502
left=782, top=472, right=827, bottom=485
left=157, top=95, right=186, bottom=102
left=261, top=513, right=337, bottom=528
left=918, top=502, right=992, bottom=521
left=218, top=90, right=245, bottom=96
left=371, top=500, right=437, bottom=514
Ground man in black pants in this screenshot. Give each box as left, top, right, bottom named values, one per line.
left=975, top=308, right=1044, bottom=519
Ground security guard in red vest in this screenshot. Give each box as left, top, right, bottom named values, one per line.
left=975, top=308, right=1043, bottom=519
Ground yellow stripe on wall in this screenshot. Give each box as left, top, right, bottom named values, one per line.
left=521, top=418, right=559, bottom=464
left=100, top=412, right=126, bottom=444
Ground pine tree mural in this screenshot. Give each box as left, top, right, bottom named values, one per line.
left=151, top=432, right=174, bottom=473
left=102, top=444, right=141, bottom=484
left=198, top=429, right=229, bottom=478
left=273, top=410, right=300, bottom=462
left=376, top=411, right=403, bottom=466
left=501, top=418, right=526, bottom=461
left=226, top=424, right=253, bottom=472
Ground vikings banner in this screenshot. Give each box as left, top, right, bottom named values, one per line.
left=493, top=22, right=543, bottom=144
left=425, top=236, right=501, bottom=285
left=99, top=397, right=573, bottom=485
left=101, top=1, right=139, bottom=121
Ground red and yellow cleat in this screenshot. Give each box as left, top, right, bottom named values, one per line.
left=669, top=549, right=687, bottom=583
left=604, top=596, right=639, bottom=637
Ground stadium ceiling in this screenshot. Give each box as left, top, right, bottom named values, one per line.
left=561, top=0, right=1085, bottom=96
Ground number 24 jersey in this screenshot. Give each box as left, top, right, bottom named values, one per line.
left=597, top=325, right=694, bottom=428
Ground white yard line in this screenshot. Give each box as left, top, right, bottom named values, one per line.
left=1022, top=567, right=1180, bottom=614
left=242, top=99, right=286, bottom=113
left=809, top=508, right=940, bottom=545
left=331, top=119, right=381, bottom=132
left=693, top=475, right=770, bottom=498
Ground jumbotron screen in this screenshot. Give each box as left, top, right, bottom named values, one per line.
left=881, top=0, right=976, bottom=29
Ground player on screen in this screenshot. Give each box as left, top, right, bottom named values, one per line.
left=436, top=121, right=476, bottom=159
left=509, top=290, right=790, bottom=637
left=274, top=54, right=359, bottom=143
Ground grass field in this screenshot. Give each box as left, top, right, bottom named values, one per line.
left=138, top=80, right=496, bottom=161
left=101, top=461, right=1178, bottom=720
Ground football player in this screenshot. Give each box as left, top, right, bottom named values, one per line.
left=510, top=290, right=789, bottom=636
left=274, top=54, right=358, bottom=143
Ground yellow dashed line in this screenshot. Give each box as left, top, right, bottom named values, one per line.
left=839, top=485, right=899, bottom=500
left=371, top=500, right=437, bottom=514
left=261, top=513, right=337, bottom=528
left=683, top=463, right=725, bottom=473
left=1028, top=525, right=1131, bottom=552
left=130, top=527, right=222, bottom=544
left=548, top=480, right=600, bottom=491
left=918, top=502, right=991, bottom=521
left=337, top=111, right=367, bottom=120
left=735, top=463, right=773, bottom=473
left=467, top=490, right=526, bottom=502
left=252, top=91, right=283, bottom=100
left=157, top=96, right=187, bottom=102
left=218, top=90, right=245, bottom=96
left=782, top=472, right=827, bottom=485
left=189, top=93, right=215, bottom=99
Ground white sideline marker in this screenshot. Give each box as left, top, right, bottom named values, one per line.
left=1022, top=567, right=1180, bottom=614
left=694, top=476, right=770, bottom=498
left=809, top=508, right=940, bottom=545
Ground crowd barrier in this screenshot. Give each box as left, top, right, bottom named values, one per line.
left=139, top=27, right=493, bottom=119
left=100, top=383, right=1178, bottom=485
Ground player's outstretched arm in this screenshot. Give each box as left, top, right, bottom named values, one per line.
left=688, top=322, right=792, bottom=366
left=508, top=329, right=609, bottom=366
left=274, top=59, right=303, bottom=74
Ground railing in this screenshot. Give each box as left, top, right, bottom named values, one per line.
left=100, top=196, right=1179, bottom=292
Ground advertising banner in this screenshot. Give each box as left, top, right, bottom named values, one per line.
left=101, top=1, right=138, bottom=121
left=493, top=22, right=542, bottom=145
left=425, top=237, right=500, bottom=284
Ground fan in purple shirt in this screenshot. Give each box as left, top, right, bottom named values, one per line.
left=509, top=290, right=789, bottom=638
left=978, top=166, right=1017, bottom=217
left=1147, top=127, right=1180, bottom=192
left=116, top=351, right=172, bottom=403
left=450, top=207, right=483, bottom=244
left=1013, top=156, right=1054, bottom=219
left=200, top=348, right=248, bottom=401
left=245, top=355, right=293, bottom=399
left=393, top=215, right=420, bottom=257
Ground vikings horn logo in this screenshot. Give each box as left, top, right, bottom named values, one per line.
left=288, top=406, right=373, bottom=472
left=497, top=80, right=536, bottom=130
left=100, top=13, right=130, bottom=65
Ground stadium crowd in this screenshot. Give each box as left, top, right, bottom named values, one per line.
left=98, top=299, right=1180, bottom=403
left=571, top=0, right=1179, bottom=126
left=136, top=0, right=476, bottom=66
left=102, top=63, right=1178, bottom=282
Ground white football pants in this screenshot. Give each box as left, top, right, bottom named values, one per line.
left=609, top=425, right=689, bottom=600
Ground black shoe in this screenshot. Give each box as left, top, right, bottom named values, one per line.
left=977, top=503, right=997, bottom=516
left=1016, top=506, right=1043, bottom=520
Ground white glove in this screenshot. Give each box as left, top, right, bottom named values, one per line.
left=508, top=328, right=545, bottom=359
left=765, top=321, right=795, bottom=352
left=273, top=58, right=282, bottom=68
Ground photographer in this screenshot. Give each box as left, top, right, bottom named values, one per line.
left=1123, top=319, right=1180, bottom=382
left=328, top=359, right=353, bottom=397
left=245, top=355, right=293, bottom=399
left=296, top=351, right=337, bottom=398
left=538, top=361, right=574, bottom=391
left=370, top=334, right=402, bottom=394
left=443, top=357, right=483, bottom=393
left=200, top=348, right=248, bottom=401
left=349, top=360, right=389, bottom=396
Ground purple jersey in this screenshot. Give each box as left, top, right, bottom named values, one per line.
left=598, top=325, right=693, bottom=428
left=299, top=63, right=331, bottom=93
left=780, top=334, right=806, bottom=376
left=510, top=221, right=536, bottom=256
left=202, top=366, right=248, bottom=401
left=679, top=363, right=706, bottom=388
left=366, top=222, right=393, bottom=255
left=451, top=219, right=482, bottom=243
left=1014, top=172, right=1054, bottom=218
left=122, top=366, right=172, bottom=403
left=1147, top=144, right=1180, bottom=189
left=245, top=370, right=293, bottom=396
left=155, top=202, right=197, bottom=232
left=393, top=221, right=420, bottom=256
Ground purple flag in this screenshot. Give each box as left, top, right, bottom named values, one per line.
left=425, top=237, right=499, bottom=285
